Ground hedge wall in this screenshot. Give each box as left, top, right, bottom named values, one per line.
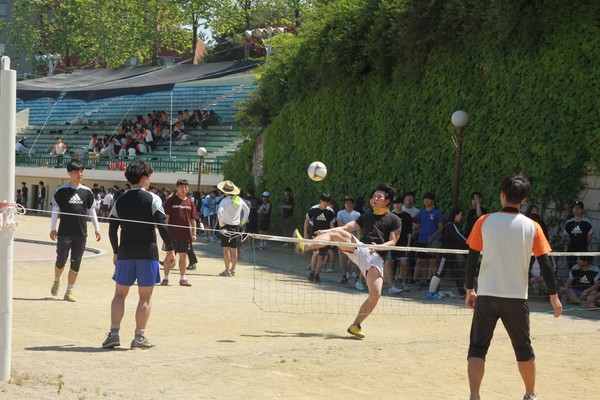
left=225, top=0, right=600, bottom=230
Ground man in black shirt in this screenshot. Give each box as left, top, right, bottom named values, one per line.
left=464, top=192, right=487, bottom=238
left=279, top=187, right=295, bottom=245
left=49, top=161, right=101, bottom=302
left=303, top=193, right=336, bottom=283
left=563, top=201, right=594, bottom=267
left=300, top=184, right=401, bottom=339
left=102, top=161, right=175, bottom=350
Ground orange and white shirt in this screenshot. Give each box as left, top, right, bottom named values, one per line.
left=467, top=210, right=551, bottom=299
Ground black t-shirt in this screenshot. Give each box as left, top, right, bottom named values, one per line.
left=307, top=205, right=336, bottom=235
left=465, top=207, right=488, bottom=238
left=108, top=188, right=172, bottom=260
left=357, top=212, right=402, bottom=257
left=569, top=265, right=600, bottom=291
left=282, top=195, right=294, bottom=219
left=393, top=211, right=412, bottom=247
left=564, top=218, right=593, bottom=251
left=51, top=183, right=95, bottom=237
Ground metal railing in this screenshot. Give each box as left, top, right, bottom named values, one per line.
left=15, top=153, right=222, bottom=174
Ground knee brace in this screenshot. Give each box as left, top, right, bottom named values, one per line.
left=69, top=258, right=81, bottom=273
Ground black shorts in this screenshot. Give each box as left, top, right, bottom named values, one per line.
left=258, top=217, right=270, bottom=231
left=390, top=250, right=408, bottom=260
left=220, top=225, right=241, bottom=248
left=416, top=242, right=434, bottom=259
left=468, top=295, right=534, bottom=362
left=172, top=241, right=191, bottom=254
left=315, top=245, right=331, bottom=256
left=56, top=235, right=87, bottom=271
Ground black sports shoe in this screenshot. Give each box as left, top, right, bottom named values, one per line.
left=308, top=271, right=315, bottom=282
left=314, top=274, right=321, bottom=284
left=340, top=276, right=348, bottom=284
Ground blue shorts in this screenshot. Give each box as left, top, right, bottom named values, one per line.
left=113, top=259, right=160, bottom=287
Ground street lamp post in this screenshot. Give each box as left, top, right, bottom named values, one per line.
left=35, top=53, right=62, bottom=77
left=451, top=110, right=469, bottom=209
left=196, top=147, right=207, bottom=193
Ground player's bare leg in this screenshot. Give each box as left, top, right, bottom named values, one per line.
left=518, top=360, right=536, bottom=398
left=353, top=267, right=383, bottom=326
left=467, top=356, right=485, bottom=400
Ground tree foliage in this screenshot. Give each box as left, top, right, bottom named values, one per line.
left=228, top=0, right=600, bottom=231
left=0, top=0, right=197, bottom=68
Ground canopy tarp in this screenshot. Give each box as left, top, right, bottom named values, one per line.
left=17, top=60, right=262, bottom=102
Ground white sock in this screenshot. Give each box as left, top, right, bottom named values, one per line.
left=429, top=276, right=441, bottom=293
left=181, top=275, right=187, bottom=281
left=66, top=284, right=74, bottom=292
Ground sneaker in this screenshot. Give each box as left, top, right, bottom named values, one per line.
left=102, top=332, right=121, bottom=349
left=426, top=291, right=442, bottom=300
left=438, top=291, right=447, bottom=298
left=186, top=264, right=197, bottom=270
left=340, top=276, right=349, bottom=284
left=130, top=336, right=155, bottom=350
left=219, top=270, right=231, bottom=277
left=160, top=279, right=169, bottom=286
left=230, top=270, right=236, bottom=276
left=314, top=274, right=321, bottom=284
left=355, top=281, right=365, bottom=291
left=179, top=279, right=192, bottom=287
left=308, top=271, right=315, bottom=282
left=159, top=260, right=164, bottom=266
left=401, top=283, right=410, bottom=292
left=324, top=266, right=335, bottom=273
left=293, top=229, right=305, bottom=254
left=350, top=272, right=357, bottom=279
left=347, top=324, right=365, bottom=339
left=387, top=286, right=403, bottom=295
left=523, top=394, right=538, bottom=400
left=444, top=290, right=457, bottom=298
left=63, top=291, right=76, bottom=302
left=532, top=282, right=540, bottom=295
left=51, top=281, right=60, bottom=296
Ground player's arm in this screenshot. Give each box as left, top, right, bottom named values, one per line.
left=108, top=215, right=120, bottom=262
left=86, top=206, right=101, bottom=241
left=50, top=203, right=60, bottom=240
left=464, top=248, right=480, bottom=309
left=536, top=253, right=562, bottom=317
left=383, top=230, right=400, bottom=248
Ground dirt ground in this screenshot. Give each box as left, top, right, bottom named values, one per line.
left=1, top=215, right=599, bottom=400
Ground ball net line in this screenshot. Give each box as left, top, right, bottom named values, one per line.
left=9, top=206, right=600, bottom=316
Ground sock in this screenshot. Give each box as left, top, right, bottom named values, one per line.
left=66, top=284, right=74, bottom=292
left=429, top=276, right=441, bottom=293
left=135, top=329, right=145, bottom=338
left=110, top=324, right=120, bottom=334
left=54, top=277, right=60, bottom=282
left=181, top=275, right=187, bottom=281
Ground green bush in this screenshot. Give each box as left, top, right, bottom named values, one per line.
left=227, top=0, right=600, bottom=235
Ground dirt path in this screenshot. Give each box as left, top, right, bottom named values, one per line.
left=1, top=216, right=599, bottom=399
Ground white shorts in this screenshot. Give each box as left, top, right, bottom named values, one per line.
left=344, top=237, right=384, bottom=278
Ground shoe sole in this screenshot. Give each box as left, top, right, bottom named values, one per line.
left=102, top=342, right=121, bottom=349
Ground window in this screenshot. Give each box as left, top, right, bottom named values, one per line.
left=0, top=3, right=6, bottom=21
left=0, top=43, right=5, bottom=55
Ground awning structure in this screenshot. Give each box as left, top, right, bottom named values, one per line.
left=17, top=60, right=262, bottom=102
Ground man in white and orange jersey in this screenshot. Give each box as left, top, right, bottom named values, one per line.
left=464, top=175, right=562, bottom=400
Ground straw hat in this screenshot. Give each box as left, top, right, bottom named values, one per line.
left=217, top=180, right=240, bottom=195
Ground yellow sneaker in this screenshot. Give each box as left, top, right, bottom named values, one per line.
left=347, top=324, right=365, bottom=339
left=293, top=229, right=305, bottom=254
left=51, top=281, right=60, bottom=296
left=63, top=291, right=76, bottom=302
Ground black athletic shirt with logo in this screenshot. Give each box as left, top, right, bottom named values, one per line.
left=307, top=205, right=336, bottom=235
left=356, top=212, right=402, bottom=257
left=51, top=183, right=95, bottom=237
left=108, top=188, right=173, bottom=260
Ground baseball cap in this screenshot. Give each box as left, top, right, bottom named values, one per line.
left=262, top=191, right=270, bottom=197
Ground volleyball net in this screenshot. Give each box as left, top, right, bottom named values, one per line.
left=6, top=204, right=600, bottom=316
